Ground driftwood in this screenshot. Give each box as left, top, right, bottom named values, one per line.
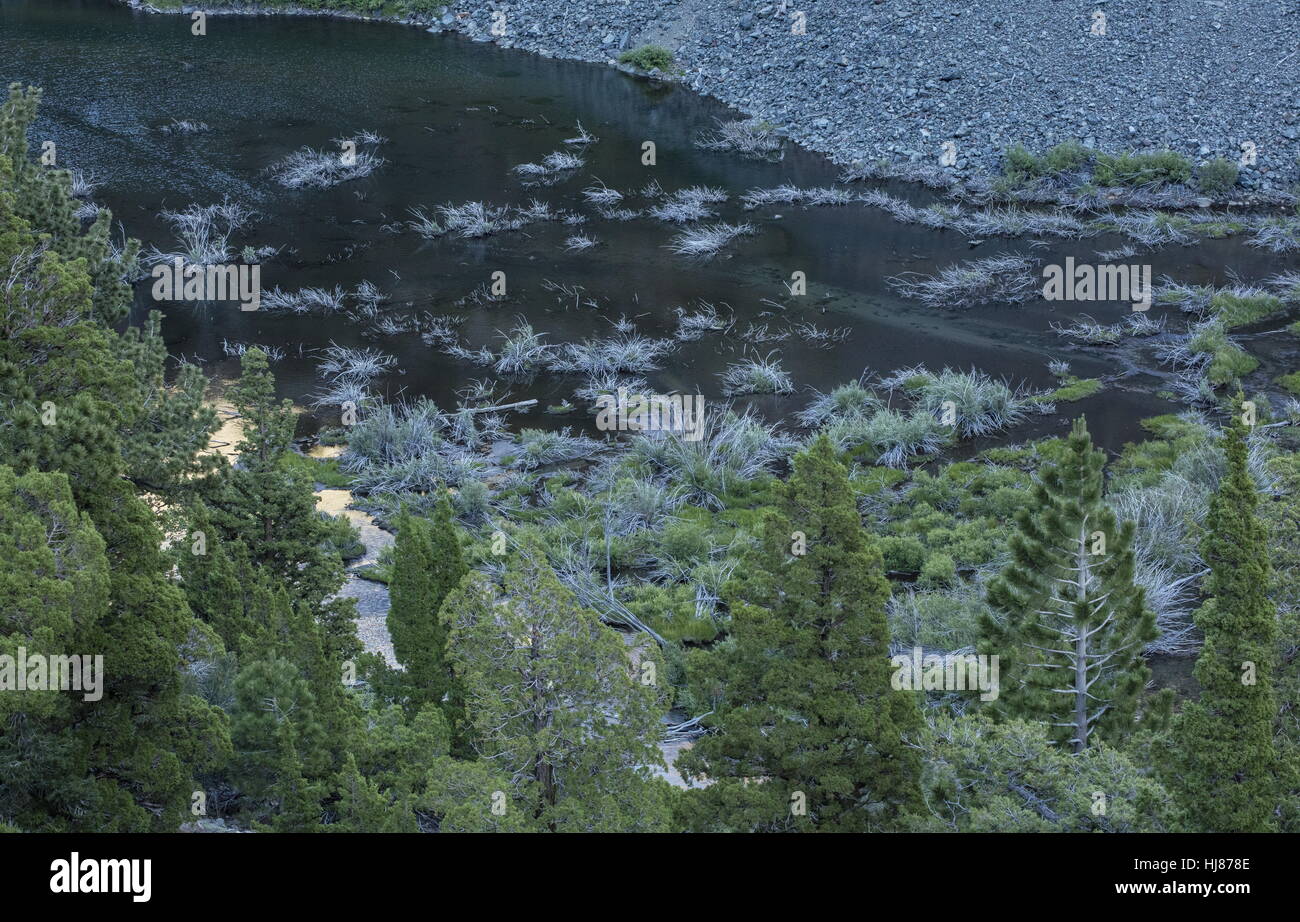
left=463, top=398, right=537, bottom=414
left=663, top=712, right=712, bottom=742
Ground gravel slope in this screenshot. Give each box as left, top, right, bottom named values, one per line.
left=447, top=0, right=1300, bottom=191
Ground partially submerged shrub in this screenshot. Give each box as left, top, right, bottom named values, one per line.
left=512, top=150, right=585, bottom=185
left=146, top=201, right=252, bottom=266
left=740, top=185, right=853, bottom=209
left=1187, top=320, right=1259, bottom=386
left=581, top=180, right=624, bottom=206
left=1104, top=210, right=1196, bottom=247
left=318, top=343, right=396, bottom=382
left=718, top=353, right=795, bottom=396
left=564, top=233, right=598, bottom=251
left=1051, top=316, right=1124, bottom=346
left=513, top=428, right=603, bottom=470
left=697, top=117, right=783, bottom=159
left=492, top=321, right=552, bottom=375
left=673, top=302, right=731, bottom=340
left=260, top=285, right=347, bottom=314
left=649, top=186, right=729, bottom=223
left=910, top=368, right=1031, bottom=438
left=436, top=200, right=529, bottom=238
left=159, top=118, right=209, bottom=135
left=548, top=334, right=676, bottom=376
left=797, top=381, right=881, bottom=427
left=271, top=141, right=385, bottom=189
left=626, top=410, right=797, bottom=509
left=665, top=222, right=755, bottom=258
left=1249, top=216, right=1300, bottom=254
left=887, top=254, right=1037, bottom=309
left=827, top=408, right=949, bottom=467
left=1208, top=288, right=1283, bottom=328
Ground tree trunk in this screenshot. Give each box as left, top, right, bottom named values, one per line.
left=1073, top=522, right=1090, bottom=754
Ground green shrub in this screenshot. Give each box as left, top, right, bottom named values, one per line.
left=887, top=585, right=992, bottom=650
left=1002, top=144, right=1044, bottom=183
left=1094, top=150, right=1192, bottom=186
left=452, top=478, right=491, bottom=524
left=624, top=583, right=719, bottom=643
left=1043, top=141, right=1094, bottom=174
left=1002, top=142, right=1096, bottom=184
left=657, top=520, right=713, bottom=566
left=278, top=451, right=353, bottom=487
left=1195, top=157, right=1239, bottom=195
left=919, top=552, right=957, bottom=587
left=317, top=511, right=365, bottom=562
left=618, top=44, right=675, bottom=71
left=1277, top=371, right=1300, bottom=395
left=878, top=535, right=927, bottom=574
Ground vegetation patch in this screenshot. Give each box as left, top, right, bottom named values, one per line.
left=1037, top=376, right=1103, bottom=403
left=1277, top=371, right=1300, bottom=395
left=618, top=44, right=676, bottom=72
left=1209, top=290, right=1284, bottom=328
left=1187, top=321, right=1260, bottom=385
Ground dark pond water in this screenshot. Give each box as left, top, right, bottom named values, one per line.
left=4, top=0, right=1295, bottom=453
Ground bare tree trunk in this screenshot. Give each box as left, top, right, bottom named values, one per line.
left=1073, top=522, right=1090, bottom=754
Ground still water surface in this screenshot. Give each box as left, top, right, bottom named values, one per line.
left=5, top=0, right=1290, bottom=451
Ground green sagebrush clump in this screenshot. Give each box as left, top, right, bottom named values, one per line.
left=1195, top=157, right=1239, bottom=195
left=618, top=44, right=675, bottom=72
left=1002, top=142, right=1193, bottom=191
left=1002, top=141, right=1094, bottom=183
left=1094, top=150, right=1193, bottom=186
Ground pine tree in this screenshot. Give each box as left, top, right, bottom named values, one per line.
left=981, top=417, right=1160, bottom=752
left=203, top=348, right=360, bottom=673
left=1162, top=417, right=1279, bottom=831
left=116, top=311, right=222, bottom=501
left=444, top=548, right=673, bottom=831
left=230, top=655, right=326, bottom=815
left=387, top=492, right=466, bottom=712
left=324, top=754, right=412, bottom=833
left=268, top=723, right=323, bottom=833
left=678, top=435, right=922, bottom=831
left=175, top=503, right=262, bottom=652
